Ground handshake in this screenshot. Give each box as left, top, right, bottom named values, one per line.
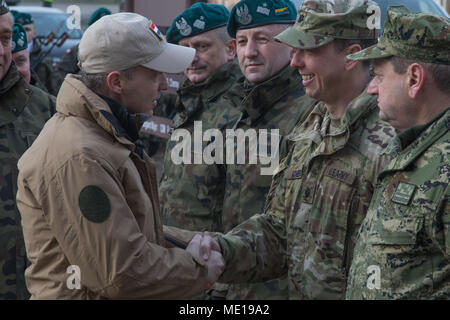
left=186, top=234, right=224, bottom=289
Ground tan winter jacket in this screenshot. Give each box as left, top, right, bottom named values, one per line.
left=16, top=75, right=209, bottom=299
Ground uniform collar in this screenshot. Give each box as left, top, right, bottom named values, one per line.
left=382, top=108, right=450, bottom=172
left=56, top=75, right=138, bottom=153
left=0, top=63, right=33, bottom=126
left=174, top=60, right=241, bottom=125
left=229, top=65, right=302, bottom=124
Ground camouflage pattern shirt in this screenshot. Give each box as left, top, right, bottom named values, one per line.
left=160, top=60, right=242, bottom=232
left=346, top=108, right=450, bottom=300
left=0, top=63, right=55, bottom=299
left=217, top=90, right=395, bottom=299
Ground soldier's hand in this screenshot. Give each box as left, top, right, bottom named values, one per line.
left=187, top=234, right=224, bottom=288
left=205, top=250, right=225, bottom=288
left=199, top=234, right=221, bottom=261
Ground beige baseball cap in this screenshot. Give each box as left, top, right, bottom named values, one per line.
left=78, top=12, right=195, bottom=74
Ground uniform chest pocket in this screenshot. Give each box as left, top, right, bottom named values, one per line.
left=367, top=215, right=423, bottom=246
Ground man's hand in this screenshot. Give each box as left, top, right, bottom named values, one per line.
left=187, top=234, right=224, bottom=288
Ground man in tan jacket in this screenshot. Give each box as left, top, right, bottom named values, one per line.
left=15, top=12, right=224, bottom=299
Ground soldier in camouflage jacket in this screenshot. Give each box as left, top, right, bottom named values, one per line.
left=345, top=7, right=450, bottom=299
left=0, top=5, right=55, bottom=299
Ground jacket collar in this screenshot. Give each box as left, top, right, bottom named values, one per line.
left=0, top=63, right=33, bottom=126
left=382, top=108, right=450, bottom=172
left=174, top=60, right=241, bottom=125
left=290, top=88, right=377, bottom=157
left=56, top=75, right=138, bottom=152
left=228, top=65, right=302, bottom=124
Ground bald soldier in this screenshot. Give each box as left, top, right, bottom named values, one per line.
left=0, top=3, right=55, bottom=299
left=190, top=0, right=396, bottom=299
left=345, top=7, right=450, bottom=300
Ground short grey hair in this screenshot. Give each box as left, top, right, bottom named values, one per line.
left=81, top=67, right=136, bottom=93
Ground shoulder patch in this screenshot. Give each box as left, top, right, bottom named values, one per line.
left=79, top=185, right=111, bottom=223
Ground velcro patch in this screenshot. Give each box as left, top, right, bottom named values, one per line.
left=391, top=182, right=416, bottom=206
left=285, top=168, right=303, bottom=180
left=79, top=185, right=111, bottom=223
left=325, top=166, right=355, bottom=185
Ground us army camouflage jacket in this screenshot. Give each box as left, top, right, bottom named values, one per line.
left=217, top=90, right=395, bottom=299
left=160, top=60, right=242, bottom=233
left=0, top=63, right=54, bottom=299
left=346, top=108, right=450, bottom=300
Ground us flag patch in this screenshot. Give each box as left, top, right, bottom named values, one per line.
left=150, top=20, right=164, bottom=40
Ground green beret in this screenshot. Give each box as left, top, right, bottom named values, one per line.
left=0, top=0, right=9, bottom=16
left=227, top=0, right=297, bottom=38
left=275, top=0, right=379, bottom=49
left=348, top=6, right=450, bottom=65
left=12, top=23, right=28, bottom=54
left=15, top=12, right=34, bottom=26
left=166, top=3, right=229, bottom=44
left=88, top=7, right=111, bottom=26
left=10, top=9, right=19, bottom=20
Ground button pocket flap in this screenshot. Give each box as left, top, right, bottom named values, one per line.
left=368, top=216, right=423, bottom=245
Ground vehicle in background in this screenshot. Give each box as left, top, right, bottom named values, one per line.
left=6, top=0, right=21, bottom=6
left=11, top=6, right=82, bottom=64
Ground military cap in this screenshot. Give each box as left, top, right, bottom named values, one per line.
left=0, top=0, right=9, bottom=15
left=227, top=0, right=297, bottom=38
left=275, top=0, right=379, bottom=49
left=15, top=12, right=34, bottom=26
left=166, top=3, right=230, bottom=44
left=12, top=23, right=27, bottom=54
left=88, top=7, right=111, bottom=26
left=348, top=6, right=450, bottom=65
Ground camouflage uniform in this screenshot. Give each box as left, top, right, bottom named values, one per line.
left=160, top=60, right=242, bottom=232
left=217, top=90, right=395, bottom=299
left=345, top=7, right=450, bottom=299
left=218, top=65, right=315, bottom=300
left=346, top=109, right=449, bottom=299
left=0, top=63, right=55, bottom=299
left=214, top=0, right=393, bottom=300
